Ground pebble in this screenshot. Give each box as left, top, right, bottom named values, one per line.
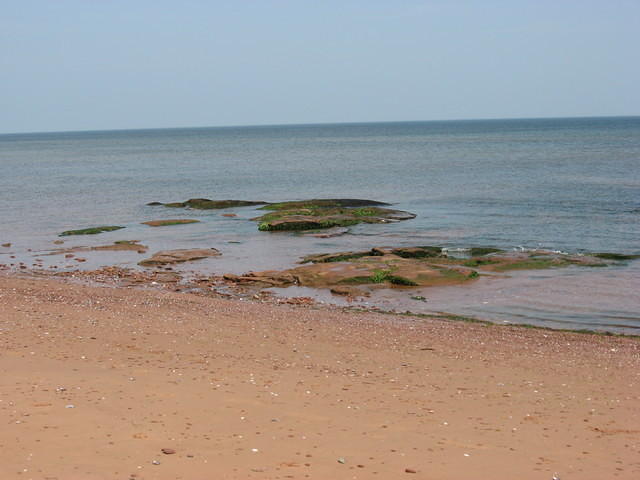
left=161, top=448, right=176, bottom=455
left=152, top=460, right=160, bottom=465
left=405, top=468, right=417, bottom=473
left=337, top=457, right=346, bottom=464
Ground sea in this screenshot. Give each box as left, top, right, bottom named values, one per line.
left=1, top=117, right=639, bottom=333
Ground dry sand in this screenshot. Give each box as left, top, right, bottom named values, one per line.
left=0, top=274, right=638, bottom=479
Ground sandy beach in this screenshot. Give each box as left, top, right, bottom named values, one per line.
left=0, top=274, right=638, bottom=479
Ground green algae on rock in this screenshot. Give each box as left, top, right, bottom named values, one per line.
left=301, top=246, right=444, bottom=264
left=224, top=248, right=474, bottom=290
left=259, top=199, right=390, bottom=211
left=151, top=199, right=267, bottom=210
left=458, top=251, right=606, bottom=271
left=592, top=252, right=640, bottom=261
left=253, top=199, right=415, bottom=232
left=59, top=226, right=124, bottom=236
left=223, top=247, right=613, bottom=294
left=469, top=247, right=504, bottom=256
left=142, top=219, right=200, bottom=227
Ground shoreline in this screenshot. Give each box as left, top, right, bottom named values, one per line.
left=1, top=272, right=638, bottom=479
left=5, top=263, right=640, bottom=337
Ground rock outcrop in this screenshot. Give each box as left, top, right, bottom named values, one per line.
left=139, top=248, right=221, bottom=266
left=253, top=199, right=415, bottom=232
left=151, top=199, right=266, bottom=209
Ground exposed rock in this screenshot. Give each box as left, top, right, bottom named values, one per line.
left=255, top=204, right=416, bottom=232
left=227, top=253, right=476, bottom=289
left=459, top=250, right=606, bottom=271
left=157, top=199, right=267, bottom=209
left=223, top=271, right=298, bottom=287
left=142, top=219, right=200, bottom=227
left=301, top=251, right=371, bottom=264
left=224, top=247, right=611, bottom=292
left=301, top=227, right=350, bottom=238
left=301, top=246, right=444, bottom=264
left=372, top=246, right=444, bottom=258
left=153, top=272, right=182, bottom=283
left=59, top=226, right=124, bottom=236
left=46, top=242, right=148, bottom=256
left=330, top=285, right=369, bottom=297
left=1, top=243, right=10, bottom=248
left=138, top=248, right=221, bottom=266
left=92, top=243, right=148, bottom=253
left=592, top=252, right=640, bottom=261
left=469, top=247, right=504, bottom=256
left=261, top=199, right=390, bottom=210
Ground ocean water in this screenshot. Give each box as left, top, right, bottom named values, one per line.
left=1, top=117, right=639, bottom=332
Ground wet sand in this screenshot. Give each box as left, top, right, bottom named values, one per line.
left=1, top=274, right=639, bottom=479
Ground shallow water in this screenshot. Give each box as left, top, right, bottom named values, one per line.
left=1, top=117, right=639, bottom=332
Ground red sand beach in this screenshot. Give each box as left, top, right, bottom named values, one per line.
left=1, top=274, right=638, bottom=479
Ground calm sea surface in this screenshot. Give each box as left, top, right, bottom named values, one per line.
left=1, top=117, right=639, bottom=332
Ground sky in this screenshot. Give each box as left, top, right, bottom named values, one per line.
left=1, top=0, right=639, bottom=133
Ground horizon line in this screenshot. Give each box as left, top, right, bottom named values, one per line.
left=2, top=114, right=639, bottom=136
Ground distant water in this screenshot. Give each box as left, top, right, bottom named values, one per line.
left=1, top=117, right=639, bottom=332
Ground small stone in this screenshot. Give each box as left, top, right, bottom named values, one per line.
left=1, top=243, right=11, bottom=248
left=337, top=457, right=346, bottom=464
left=405, top=468, right=417, bottom=474
left=65, top=404, right=75, bottom=409
left=152, top=460, right=160, bottom=465
left=161, top=448, right=176, bottom=455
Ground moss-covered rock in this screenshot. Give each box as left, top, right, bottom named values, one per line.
left=59, top=226, right=124, bottom=236
left=372, top=246, right=444, bottom=258
left=301, top=251, right=371, bottom=264
left=224, top=246, right=613, bottom=293
left=301, top=246, right=444, bottom=264
left=457, top=250, right=606, bottom=271
left=154, top=199, right=267, bottom=210
left=259, top=199, right=390, bottom=211
left=593, top=252, right=640, bottom=261
left=469, top=247, right=504, bottom=256
left=226, top=249, right=476, bottom=290
left=253, top=201, right=416, bottom=232
left=142, top=219, right=200, bottom=227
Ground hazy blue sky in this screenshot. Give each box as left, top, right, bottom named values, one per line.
left=2, top=0, right=639, bottom=133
